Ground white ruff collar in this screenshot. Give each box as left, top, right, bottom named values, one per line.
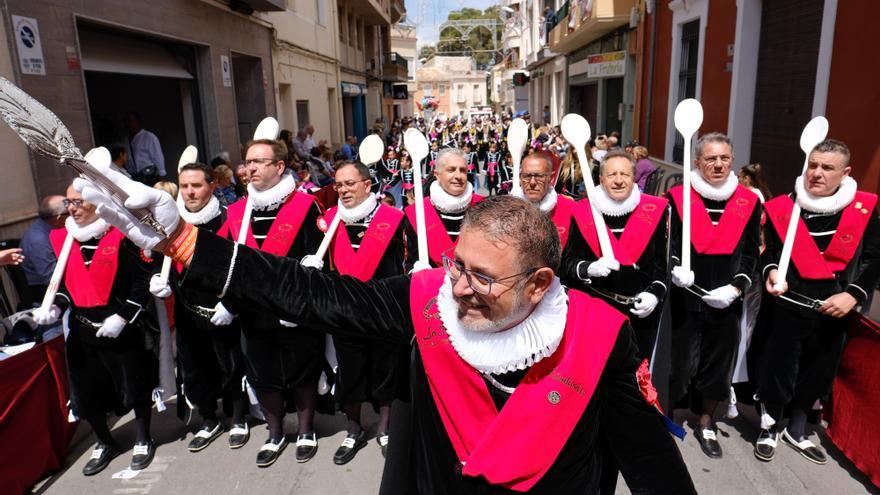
left=177, top=195, right=221, bottom=225
left=65, top=216, right=109, bottom=242
left=430, top=181, right=473, bottom=214
left=247, top=173, right=296, bottom=210
left=436, top=275, right=568, bottom=374
left=339, top=193, right=378, bottom=224
left=511, top=188, right=558, bottom=213
left=690, top=169, right=738, bottom=201
left=795, top=175, right=857, bottom=214
left=591, top=184, right=641, bottom=217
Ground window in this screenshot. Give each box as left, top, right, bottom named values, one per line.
left=673, top=19, right=700, bottom=163
left=423, top=84, right=433, bottom=97
left=473, top=84, right=481, bottom=103
left=439, top=84, right=446, bottom=95
left=296, top=100, right=310, bottom=132
left=405, top=57, right=414, bottom=80
left=315, top=0, right=327, bottom=25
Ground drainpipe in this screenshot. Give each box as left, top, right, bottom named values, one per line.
left=643, top=0, right=658, bottom=148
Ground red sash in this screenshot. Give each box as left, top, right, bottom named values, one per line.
left=49, top=228, right=124, bottom=308
left=405, top=194, right=484, bottom=266
left=218, top=193, right=316, bottom=256
left=764, top=191, right=877, bottom=280
left=573, top=194, right=668, bottom=265
left=324, top=204, right=404, bottom=282
left=669, top=184, right=758, bottom=255
left=410, top=269, right=624, bottom=491
left=550, top=195, right=576, bottom=250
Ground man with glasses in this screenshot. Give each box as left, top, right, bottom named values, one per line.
left=667, top=132, right=761, bottom=459
left=753, top=139, right=880, bottom=464
left=405, top=148, right=483, bottom=270
left=560, top=151, right=669, bottom=362
left=148, top=162, right=249, bottom=454
left=82, top=168, right=697, bottom=492
left=301, top=161, right=409, bottom=464
left=32, top=181, right=157, bottom=475
left=215, top=137, right=327, bottom=466
left=511, top=153, right=578, bottom=250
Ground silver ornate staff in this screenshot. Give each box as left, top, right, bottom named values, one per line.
left=0, top=77, right=167, bottom=237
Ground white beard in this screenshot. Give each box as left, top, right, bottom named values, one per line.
left=177, top=194, right=221, bottom=225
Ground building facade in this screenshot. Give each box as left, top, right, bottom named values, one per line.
left=390, top=22, right=418, bottom=119
left=633, top=0, right=880, bottom=194
left=413, top=56, right=488, bottom=121
left=0, top=0, right=280, bottom=238
left=266, top=0, right=343, bottom=146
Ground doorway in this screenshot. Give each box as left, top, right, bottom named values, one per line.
left=231, top=53, right=266, bottom=147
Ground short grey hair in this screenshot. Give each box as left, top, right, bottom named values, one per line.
left=599, top=150, right=636, bottom=176
left=522, top=153, right=553, bottom=173
left=436, top=148, right=466, bottom=169
left=812, top=139, right=851, bottom=167
left=462, top=195, right=561, bottom=272
left=695, top=132, right=733, bottom=159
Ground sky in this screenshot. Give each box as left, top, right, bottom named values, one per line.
left=404, top=0, right=499, bottom=49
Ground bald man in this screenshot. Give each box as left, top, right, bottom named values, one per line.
left=21, top=194, right=68, bottom=301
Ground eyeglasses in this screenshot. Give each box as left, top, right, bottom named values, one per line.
left=333, top=179, right=369, bottom=191
left=700, top=155, right=732, bottom=165
left=63, top=199, right=84, bottom=208
left=244, top=157, right=278, bottom=166
left=441, top=252, right=538, bottom=296
left=519, top=172, right=552, bottom=183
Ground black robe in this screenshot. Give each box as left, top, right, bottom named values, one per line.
left=181, top=231, right=696, bottom=494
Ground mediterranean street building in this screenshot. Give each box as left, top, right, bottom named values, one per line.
left=413, top=56, right=488, bottom=121
left=390, top=21, right=418, bottom=119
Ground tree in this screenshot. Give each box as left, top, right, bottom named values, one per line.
left=419, top=45, right=436, bottom=61
left=436, top=7, right=501, bottom=69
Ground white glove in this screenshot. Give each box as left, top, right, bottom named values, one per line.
left=671, top=266, right=695, bottom=288
left=149, top=273, right=172, bottom=298
left=300, top=255, right=324, bottom=270
left=583, top=257, right=619, bottom=279
left=74, top=159, right=179, bottom=251
left=210, top=302, right=234, bottom=326
left=410, top=259, right=432, bottom=274
left=630, top=292, right=659, bottom=318
left=33, top=305, right=61, bottom=326
left=702, top=284, right=741, bottom=309
left=279, top=320, right=298, bottom=328
left=95, top=314, right=127, bottom=338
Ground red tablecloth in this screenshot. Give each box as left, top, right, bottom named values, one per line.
left=826, top=314, right=880, bottom=489
left=0, top=337, right=77, bottom=494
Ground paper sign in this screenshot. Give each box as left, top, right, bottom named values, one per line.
left=12, top=16, right=46, bottom=75
left=221, top=55, right=231, bottom=87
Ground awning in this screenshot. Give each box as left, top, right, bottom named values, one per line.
left=341, top=82, right=366, bottom=97
left=78, top=29, right=193, bottom=79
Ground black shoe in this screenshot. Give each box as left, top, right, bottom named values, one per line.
left=130, top=441, right=156, bottom=471
left=333, top=431, right=367, bottom=465
left=82, top=442, right=120, bottom=476
left=782, top=428, right=827, bottom=465
left=376, top=432, right=389, bottom=458
left=228, top=423, right=250, bottom=450
left=754, top=429, right=779, bottom=462
left=256, top=436, right=288, bottom=467
left=188, top=423, right=222, bottom=452
left=295, top=432, right=318, bottom=463
left=695, top=425, right=722, bottom=458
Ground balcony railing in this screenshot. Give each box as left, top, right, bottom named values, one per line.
left=549, top=0, right=635, bottom=54
left=382, top=52, right=408, bottom=82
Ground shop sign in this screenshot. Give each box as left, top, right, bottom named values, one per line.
left=585, top=51, right=625, bottom=78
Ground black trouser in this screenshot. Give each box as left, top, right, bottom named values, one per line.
left=669, top=304, right=740, bottom=407
left=175, top=306, right=245, bottom=415
left=333, top=335, right=408, bottom=405
left=756, top=300, right=848, bottom=413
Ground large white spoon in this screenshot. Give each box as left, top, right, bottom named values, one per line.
left=506, top=118, right=529, bottom=196
left=560, top=113, right=615, bottom=265
left=404, top=128, right=430, bottom=267
left=773, top=116, right=829, bottom=292
left=312, top=134, right=385, bottom=260
left=176, top=145, right=198, bottom=172
left=673, top=98, right=704, bottom=273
